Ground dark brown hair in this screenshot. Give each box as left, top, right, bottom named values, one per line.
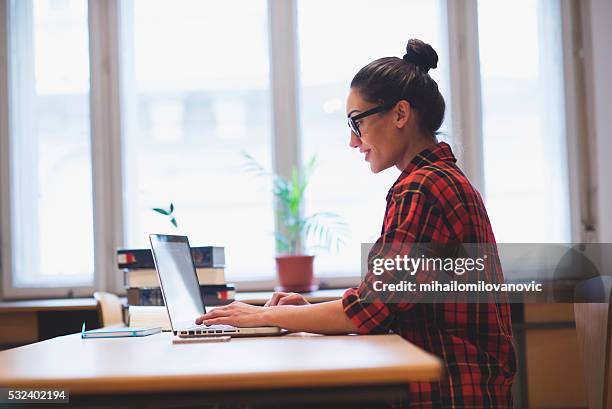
left=350, top=39, right=445, bottom=137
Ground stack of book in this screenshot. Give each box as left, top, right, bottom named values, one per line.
left=118, top=246, right=234, bottom=330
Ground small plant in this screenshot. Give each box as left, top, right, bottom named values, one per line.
left=152, top=202, right=178, bottom=229
left=242, top=153, right=348, bottom=255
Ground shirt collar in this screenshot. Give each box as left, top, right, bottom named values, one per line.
left=390, top=141, right=456, bottom=191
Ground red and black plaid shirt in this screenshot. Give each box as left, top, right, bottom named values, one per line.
left=343, top=142, right=516, bottom=408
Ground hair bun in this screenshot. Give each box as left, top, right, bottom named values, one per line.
left=402, top=39, right=438, bottom=73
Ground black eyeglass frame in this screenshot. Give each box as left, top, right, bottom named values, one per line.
left=347, top=100, right=399, bottom=138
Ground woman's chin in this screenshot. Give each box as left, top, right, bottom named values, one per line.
left=368, top=158, right=393, bottom=174
left=369, top=161, right=383, bottom=173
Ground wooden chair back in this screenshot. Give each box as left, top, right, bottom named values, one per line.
left=575, top=276, right=612, bottom=409
left=93, top=292, right=124, bottom=327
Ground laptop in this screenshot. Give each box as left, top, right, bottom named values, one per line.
left=149, top=234, right=281, bottom=338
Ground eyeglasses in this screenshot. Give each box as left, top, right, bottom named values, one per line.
left=347, top=100, right=397, bottom=138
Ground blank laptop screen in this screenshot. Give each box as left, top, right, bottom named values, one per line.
left=149, top=235, right=204, bottom=328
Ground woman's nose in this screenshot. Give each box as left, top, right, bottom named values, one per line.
left=349, top=131, right=361, bottom=148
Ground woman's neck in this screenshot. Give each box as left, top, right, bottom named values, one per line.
left=395, top=134, right=437, bottom=171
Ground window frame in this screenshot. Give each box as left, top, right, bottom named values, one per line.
left=444, top=0, right=485, bottom=194
left=0, top=0, right=118, bottom=299
left=0, top=0, right=101, bottom=298
left=0, top=0, right=592, bottom=299
left=0, top=0, right=11, bottom=299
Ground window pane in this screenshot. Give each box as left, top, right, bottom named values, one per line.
left=297, top=0, right=449, bottom=276
left=8, top=0, right=94, bottom=287
left=120, top=0, right=274, bottom=280
left=478, top=0, right=570, bottom=242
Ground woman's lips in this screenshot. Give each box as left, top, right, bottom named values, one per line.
left=364, top=150, right=371, bottom=161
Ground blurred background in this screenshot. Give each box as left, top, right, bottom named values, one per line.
left=0, top=0, right=610, bottom=296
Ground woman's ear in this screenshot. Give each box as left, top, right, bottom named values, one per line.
left=395, top=100, right=412, bottom=129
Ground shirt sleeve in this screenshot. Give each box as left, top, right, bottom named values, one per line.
left=342, top=190, right=439, bottom=334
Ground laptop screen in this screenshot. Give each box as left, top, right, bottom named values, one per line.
left=149, top=235, right=205, bottom=330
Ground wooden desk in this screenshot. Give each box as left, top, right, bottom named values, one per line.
left=0, top=332, right=441, bottom=407
left=0, top=290, right=346, bottom=348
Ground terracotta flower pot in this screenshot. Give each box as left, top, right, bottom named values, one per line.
left=275, top=255, right=317, bottom=293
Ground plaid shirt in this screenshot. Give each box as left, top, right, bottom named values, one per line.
left=343, top=142, right=516, bottom=408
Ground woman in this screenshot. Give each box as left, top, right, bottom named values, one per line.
left=196, top=39, right=516, bottom=408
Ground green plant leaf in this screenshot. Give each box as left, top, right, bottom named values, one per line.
left=301, top=155, right=317, bottom=192
left=289, top=166, right=301, bottom=219
left=170, top=217, right=178, bottom=228
left=169, top=202, right=174, bottom=213
left=275, top=232, right=291, bottom=254
left=241, top=151, right=270, bottom=177
left=303, top=212, right=350, bottom=254
left=152, top=208, right=169, bottom=216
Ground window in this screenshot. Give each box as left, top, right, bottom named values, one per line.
left=0, top=1, right=585, bottom=297
left=7, top=0, right=94, bottom=288
left=297, top=0, right=450, bottom=276
left=478, top=0, right=571, bottom=242
left=119, top=0, right=275, bottom=280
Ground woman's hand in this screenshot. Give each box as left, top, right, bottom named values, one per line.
left=195, top=299, right=359, bottom=334
left=264, top=292, right=310, bottom=307
left=195, top=302, right=270, bottom=327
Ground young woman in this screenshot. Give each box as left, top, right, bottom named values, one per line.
left=196, top=39, right=516, bottom=408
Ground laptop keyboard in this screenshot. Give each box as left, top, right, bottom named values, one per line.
left=187, top=324, right=236, bottom=331
left=180, top=324, right=238, bottom=335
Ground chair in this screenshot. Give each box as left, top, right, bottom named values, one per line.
left=93, top=292, right=125, bottom=328
left=574, top=276, right=612, bottom=409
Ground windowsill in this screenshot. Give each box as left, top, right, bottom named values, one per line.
left=231, top=276, right=360, bottom=293
left=0, top=289, right=347, bottom=311
left=0, top=275, right=360, bottom=300
left=236, top=288, right=346, bottom=305
left=0, top=297, right=98, bottom=312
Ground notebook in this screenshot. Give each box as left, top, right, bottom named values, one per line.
left=81, top=323, right=161, bottom=339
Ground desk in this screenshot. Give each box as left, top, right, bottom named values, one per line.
left=0, top=332, right=441, bottom=408
left=0, top=290, right=346, bottom=348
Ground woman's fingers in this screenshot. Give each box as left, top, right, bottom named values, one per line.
left=278, top=293, right=309, bottom=306
left=195, top=306, right=231, bottom=324
left=199, top=316, right=236, bottom=326
left=264, top=292, right=290, bottom=307
left=195, top=301, right=268, bottom=327
left=265, top=292, right=310, bottom=306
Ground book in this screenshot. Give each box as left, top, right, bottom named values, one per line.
left=117, top=246, right=225, bottom=269
left=127, top=284, right=236, bottom=307
left=124, top=267, right=226, bottom=288
left=81, top=323, right=161, bottom=339
left=128, top=306, right=172, bottom=331
left=128, top=305, right=225, bottom=332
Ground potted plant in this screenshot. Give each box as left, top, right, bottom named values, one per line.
left=243, top=154, right=348, bottom=292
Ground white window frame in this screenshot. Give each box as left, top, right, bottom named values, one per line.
left=560, top=0, right=597, bottom=243
left=443, top=0, right=485, bottom=194
left=0, top=0, right=123, bottom=299
left=0, top=0, right=594, bottom=299
left=88, top=0, right=124, bottom=294
left=0, top=0, right=101, bottom=298
left=0, top=0, right=10, bottom=299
